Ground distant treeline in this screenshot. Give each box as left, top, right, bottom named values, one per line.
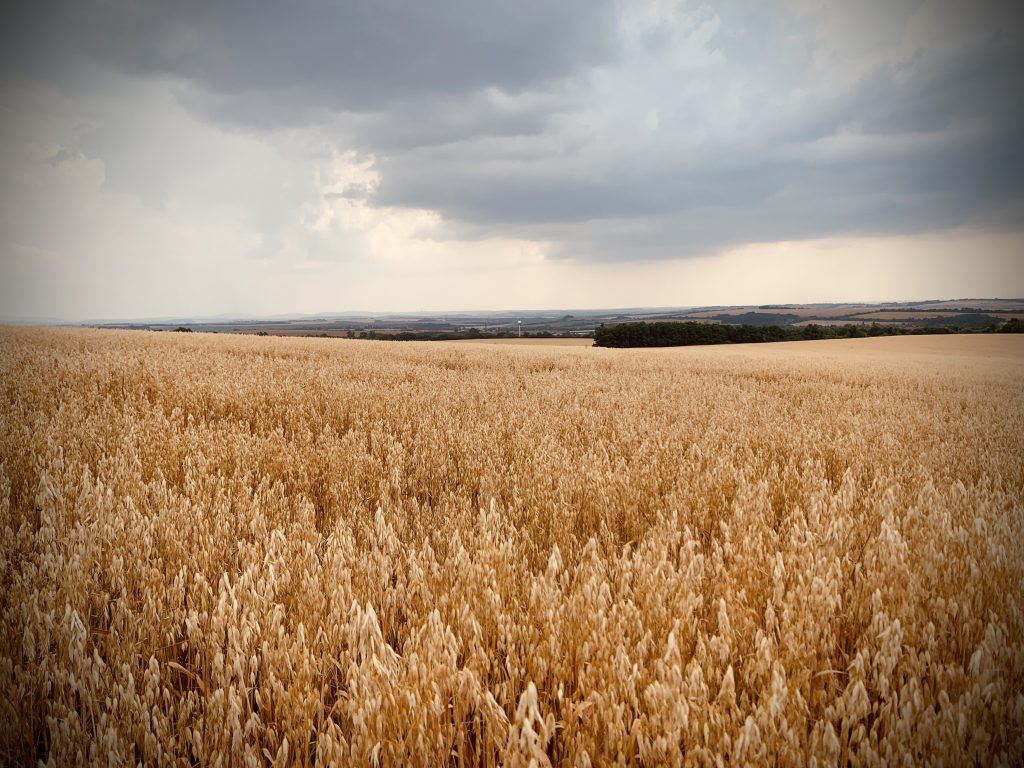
left=346, top=329, right=580, bottom=341
left=594, top=318, right=1023, bottom=348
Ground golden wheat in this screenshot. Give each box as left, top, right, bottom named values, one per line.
left=1, top=327, right=1022, bottom=766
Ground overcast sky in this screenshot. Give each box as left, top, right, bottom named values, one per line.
left=1, top=0, right=1022, bottom=320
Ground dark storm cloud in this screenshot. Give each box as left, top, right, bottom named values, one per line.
left=2, top=0, right=1023, bottom=262
left=364, top=9, right=1024, bottom=258
left=0, top=0, right=616, bottom=109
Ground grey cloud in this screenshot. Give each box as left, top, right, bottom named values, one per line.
left=362, top=7, right=1024, bottom=257
left=180, top=85, right=574, bottom=150
left=372, top=147, right=793, bottom=227
left=43, top=147, right=86, bottom=167
left=3, top=0, right=1023, bottom=265
left=324, top=186, right=373, bottom=201
left=2, top=0, right=617, bottom=111
left=339, top=90, right=577, bottom=152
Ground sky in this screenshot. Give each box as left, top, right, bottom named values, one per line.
left=1, top=0, right=1022, bottom=320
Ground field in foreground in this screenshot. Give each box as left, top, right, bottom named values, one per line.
left=1, top=328, right=1023, bottom=765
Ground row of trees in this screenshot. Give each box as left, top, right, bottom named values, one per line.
left=593, top=320, right=1020, bottom=348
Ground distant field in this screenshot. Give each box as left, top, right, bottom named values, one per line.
left=923, top=299, right=1024, bottom=310
left=101, top=300, right=1024, bottom=338
left=461, top=333, right=1024, bottom=359
left=683, top=306, right=860, bottom=319
left=790, top=318, right=894, bottom=327
left=455, top=337, right=594, bottom=346
left=2, top=328, right=1022, bottom=764
left=849, top=311, right=1024, bottom=321
left=669, top=333, right=1024, bottom=365
left=850, top=311, right=963, bottom=320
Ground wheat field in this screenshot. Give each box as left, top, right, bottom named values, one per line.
left=1, top=327, right=1022, bottom=766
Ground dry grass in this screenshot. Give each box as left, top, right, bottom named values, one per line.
left=1, top=327, right=1022, bottom=766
